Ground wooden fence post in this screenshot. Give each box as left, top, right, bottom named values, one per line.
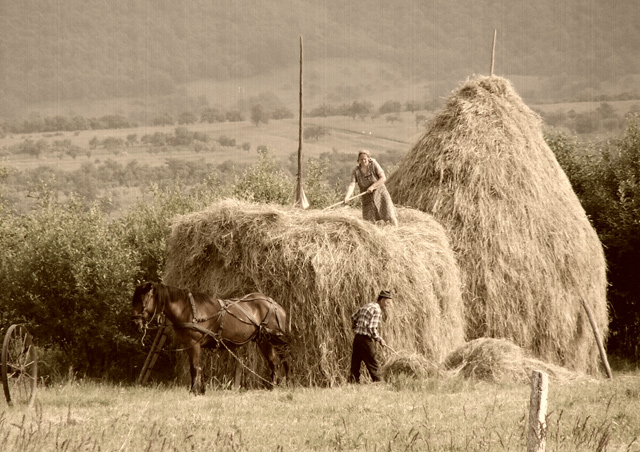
left=528, top=370, right=549, bottom=452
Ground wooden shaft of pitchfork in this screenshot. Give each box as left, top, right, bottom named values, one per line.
left=323, top=191, right=367, bottom=211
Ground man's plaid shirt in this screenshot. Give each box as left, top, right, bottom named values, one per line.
left=351, top=302, right=382, bottom=342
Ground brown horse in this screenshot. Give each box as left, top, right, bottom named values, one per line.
left=131, top=281, right=291, bottom=393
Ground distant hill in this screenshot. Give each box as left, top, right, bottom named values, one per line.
left=1, top=0, right=639, bottom=118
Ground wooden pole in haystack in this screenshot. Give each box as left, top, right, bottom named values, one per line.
left=293, top=35, right=309, bottom=209
left=490, top=29, right=497, bottom=76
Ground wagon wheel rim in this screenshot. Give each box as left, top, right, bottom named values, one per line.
left=2, top=324, right=38, bottom=407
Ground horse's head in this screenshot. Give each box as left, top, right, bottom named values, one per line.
left=131, top=281, right=157, bottom=332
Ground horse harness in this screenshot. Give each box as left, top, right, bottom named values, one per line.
left=178, top=292, right=285, bottom=347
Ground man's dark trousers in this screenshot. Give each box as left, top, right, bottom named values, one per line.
left=350, top=334, right=383, bottom=382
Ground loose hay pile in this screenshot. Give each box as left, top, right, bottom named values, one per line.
left=443, top=338, right=586, bottom=384
left=383, top=352, right=443, bottom=380
left=163, top=199, right=465, bottom=386
left=387, top=75, right=608, bottom=375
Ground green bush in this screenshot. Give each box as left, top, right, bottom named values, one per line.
left=547, top=116, right=640, bottom=359
left=120, top=183, right=224, bottom=282
left=0, top=195, right=140, bottom=379
left=233, top=148, right=293, bottom=204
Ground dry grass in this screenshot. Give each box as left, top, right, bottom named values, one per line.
left=3, top=375, right=640, bottom=451
left=387, top=75, right=608, bottom=375
left=162, top=199, right=465, bottom=386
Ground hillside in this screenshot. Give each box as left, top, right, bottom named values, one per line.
left=1, top=0, right=639, bottom=118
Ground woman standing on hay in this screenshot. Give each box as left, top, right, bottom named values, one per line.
left=344, top=149, right=398, bottom=226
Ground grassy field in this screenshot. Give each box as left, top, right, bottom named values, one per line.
left=1, top=372, right=639, bottom=451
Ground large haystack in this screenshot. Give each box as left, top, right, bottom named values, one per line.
left=387, top=75, right=608, bottom=375
left=163, top=199, right=464, bottom=386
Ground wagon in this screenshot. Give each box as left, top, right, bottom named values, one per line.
left=2, top=324, right=38, bottom=407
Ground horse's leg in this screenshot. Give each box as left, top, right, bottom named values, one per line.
left=257, top=340, right=278, bottom=387
left=186, top=344, right=204, bottom=395
left=280, top=343, right=291, bottom=384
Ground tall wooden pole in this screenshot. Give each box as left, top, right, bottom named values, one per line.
left=490, top=29, right=497, bottom=76
left=293, top=35, right=309, bottom=209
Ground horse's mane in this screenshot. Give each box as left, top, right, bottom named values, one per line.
left=155, top=282, right=212, bottom=307
left=155, top=283, right=187, bottom=309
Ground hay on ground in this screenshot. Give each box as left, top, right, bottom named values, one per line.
left=443, top=338, right=587, bottom=384
left=162, top=199, right=465, bottom=387
left=387, top=75, right=608, bottom=375
left=383, top=352, right=443, bottom=380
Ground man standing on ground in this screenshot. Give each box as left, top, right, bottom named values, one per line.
left=349, top=290, right=392, bottom=383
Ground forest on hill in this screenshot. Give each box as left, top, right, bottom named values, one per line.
left=1, top=0, right=639, bottom=117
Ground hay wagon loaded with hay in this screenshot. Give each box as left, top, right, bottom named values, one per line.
left=158, top=201, right=466, bottom=387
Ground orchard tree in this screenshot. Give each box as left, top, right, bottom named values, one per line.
left=178, top=112, right=197, bottom=125
left=226, top=110, right=244, bottom=122
left=347, top=100, right=374, bottom=121
left=304, top=125, right=330, bottom=141
left=379, top=100, right=402, bottom=115
left=201, top=108, right=226, bottom=123
left=385, top=114, right=401, bottom=124
left=250, top=104, right=269, bottom=126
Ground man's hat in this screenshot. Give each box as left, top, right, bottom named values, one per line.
left=378, top=290, right=392, bottom=299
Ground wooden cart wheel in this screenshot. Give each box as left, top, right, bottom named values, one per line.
left=2, top=324, right=38, bottom=407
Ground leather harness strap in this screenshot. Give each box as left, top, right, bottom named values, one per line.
left=177, top=292, right=283, bottom=347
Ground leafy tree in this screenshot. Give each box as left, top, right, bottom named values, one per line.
left=308, top=104, right=334, bottom=118
left=385, top=114, right=401, bottom=124
left=201, top=108, right=226, bottom=123
left=152, top=113, right=174, bottom=126
left=346, top=100, right=374, bottom=121
left=126, top=134, right=138, bottom=146
left=100, top=114, right=131, bottom=129
left=19, top=138, right=49, bottom=158
left=250, top=104, right=269, bottom=126
left=304, top=125, right=330, bottom=141
left=271, top=107, right=294, bottom=120
left=218, top=135, right=236, bottom=147
left=405, top=100, right=422, bottom=113
left=102, top=136, right=125, bottom=149
left=178, top=112, right=197, bottom=125
left=378, top=100, right=402, bottom=115
left=574, top=112, right=597, bottom=134
left=226, top=110, right=244, bottom=122
left=596, top=102, right=617, bottom=120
